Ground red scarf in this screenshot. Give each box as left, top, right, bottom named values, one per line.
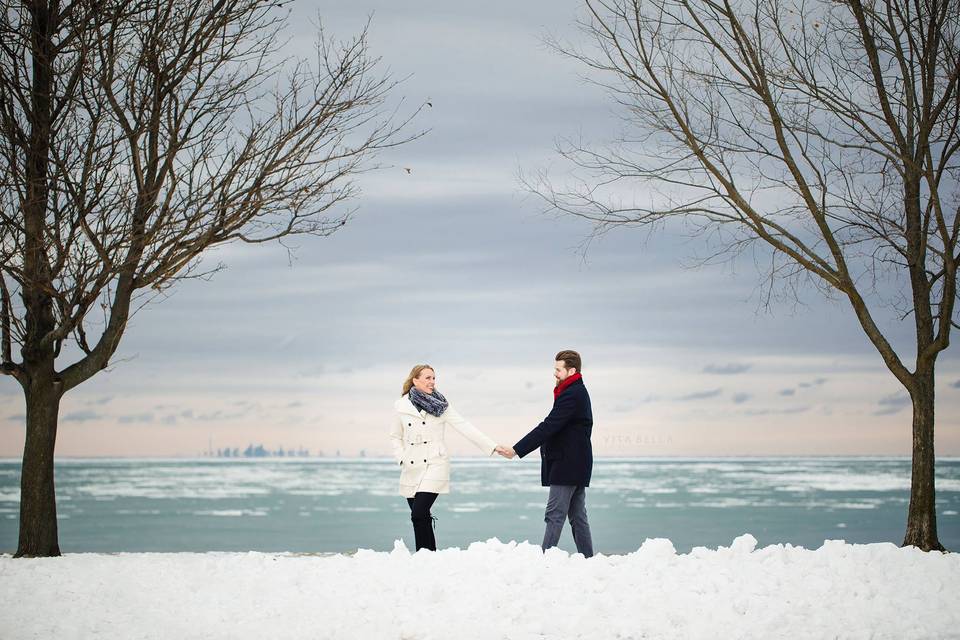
left=553, top=373, right=582, bottom=400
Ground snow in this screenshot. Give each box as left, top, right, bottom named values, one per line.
left=1, top=535, right=958, bottom=640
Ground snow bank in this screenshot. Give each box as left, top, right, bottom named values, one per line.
left=1, top=535, right=957, bottom=639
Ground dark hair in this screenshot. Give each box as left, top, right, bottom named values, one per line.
left=555, top=350, right=581, bottom=373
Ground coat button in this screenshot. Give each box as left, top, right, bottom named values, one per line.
left=423, top=459, right=427, bottom=462
left=408, top=422, right=412, bottom=426
left=422, top=421, right=426, bottom=425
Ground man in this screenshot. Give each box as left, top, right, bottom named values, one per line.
left=497, top=350, right=594, bottom=557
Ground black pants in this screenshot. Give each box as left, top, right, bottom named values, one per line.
left=406, top=491, right=438, bottom=551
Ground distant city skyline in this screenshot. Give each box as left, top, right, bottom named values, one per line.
left=1, top=0, right=959, bottom=458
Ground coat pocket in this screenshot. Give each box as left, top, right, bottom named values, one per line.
left=399, top=458, right=424, bottom=484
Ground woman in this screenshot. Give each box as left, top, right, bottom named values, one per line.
left=390, top=364, right=503, bottom=552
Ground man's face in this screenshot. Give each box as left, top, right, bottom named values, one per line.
left=554, top=360, right=576, bottom=386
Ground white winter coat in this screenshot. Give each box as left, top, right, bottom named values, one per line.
left=390, top=394, right=497, bottom=498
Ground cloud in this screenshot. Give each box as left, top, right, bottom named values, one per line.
left=873, top=407, right=903, bottom=416
left=798, top=378, right=828, bottom=388
left=297, top=365, right=327, bottom=379
left=732, top=393, right=751, bottom=404
left=779, top=388, right=796, bottom=396
left=612, top=394, right=661, bottom=412
left=62, top=410, right=104, bottom=423
left=84, top=396, right=114, bottom=406
left=196, top=409, right=249, bottom=421
left=951, top=379, right=960, bottom=389
left=878, top=393, right=910, bottom=406
left=745, top=406, right=811, bottom=416
left=874, top=392, right=911, bottom=416
left=5, top=414, right=24, bottom=422
left=677, top=388, right=723, bottom=401
left=703, top=363, right=751, bottom=375
left=118, top=413, right=154, bottom=424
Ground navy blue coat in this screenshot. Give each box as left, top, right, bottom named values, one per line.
left=513, top=377, right=593, bottom=487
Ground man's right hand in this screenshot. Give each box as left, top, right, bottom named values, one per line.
left=495, top=445, right=516, bottom=459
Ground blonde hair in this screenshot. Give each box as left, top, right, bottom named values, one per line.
left=402, top=364, right=434, bottom=396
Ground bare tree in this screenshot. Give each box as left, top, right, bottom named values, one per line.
left=0, top=0, right=420, bottom=557
left=526, top=0, right=958, bottom=551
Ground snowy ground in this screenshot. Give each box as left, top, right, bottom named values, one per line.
left=1, top=535, right=958, bottom=640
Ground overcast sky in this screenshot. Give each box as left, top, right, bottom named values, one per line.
left=1, top=0, right=958, bottom=457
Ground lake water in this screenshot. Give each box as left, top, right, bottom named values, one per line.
left=1, top=457, right=958, bottom=554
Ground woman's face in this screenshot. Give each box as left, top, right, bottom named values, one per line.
left=412, top=368, right=436, bottom=394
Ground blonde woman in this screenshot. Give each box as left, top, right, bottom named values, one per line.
left=390, top=364, right=505, bottom=551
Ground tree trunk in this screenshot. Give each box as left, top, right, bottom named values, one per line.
left=902, top=367, right=944, bottom=551
left=15, top=377, right=62, bottom=558
left=13, top=0, right=60, bottom=558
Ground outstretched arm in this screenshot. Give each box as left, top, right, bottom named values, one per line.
left=444, top=406, right=497, bottom=456
left=512, top=392, right=576, bottom=458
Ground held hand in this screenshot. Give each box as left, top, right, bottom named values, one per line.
left=495, top=445, right=516, bottom=459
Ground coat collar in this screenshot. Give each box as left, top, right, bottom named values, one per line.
left=395, top=395, right=425, bottom=417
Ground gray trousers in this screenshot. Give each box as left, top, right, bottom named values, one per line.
left=542, top=484, right=594, bottom=557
